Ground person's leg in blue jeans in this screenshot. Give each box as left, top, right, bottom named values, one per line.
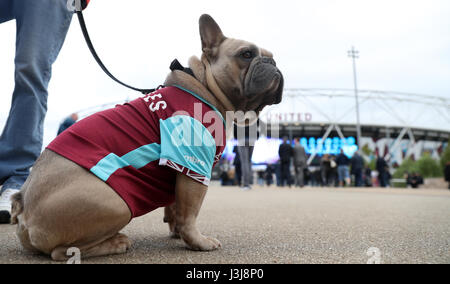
left=237, top=146, right=254, bottom=189
left=337, top=166, right=345, bottom=186
left=0, top=0, right=73, bottom=222
left=0, top=0, right=13, bottom=23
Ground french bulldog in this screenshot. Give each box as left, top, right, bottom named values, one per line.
left=10, top=14, right=283, bottom=260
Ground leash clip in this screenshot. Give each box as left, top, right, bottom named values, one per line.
left=67, top=0, right=86, bottom=12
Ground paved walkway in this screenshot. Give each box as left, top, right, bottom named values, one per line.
left=1, top=185, right=449, bottom=264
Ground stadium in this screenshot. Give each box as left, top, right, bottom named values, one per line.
left=252, top=88, right=450, bottom=166
left=77, top=88, right=450, bottom=172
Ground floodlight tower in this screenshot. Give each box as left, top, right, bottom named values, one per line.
left=348, top=46, right=362, bottom=152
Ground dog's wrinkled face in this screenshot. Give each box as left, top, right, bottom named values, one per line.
left=200, top=15, right=284, bottom=113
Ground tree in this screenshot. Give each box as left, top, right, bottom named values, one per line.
left=393, top=153, right=442, bottom=179
left=393, top=158, right=418, bottom=179
left=416, top=153, right=442, bottom=178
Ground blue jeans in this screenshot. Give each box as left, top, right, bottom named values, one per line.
left=337, top=165, right=350, bottom=183
left=237, top=146, right=254, bottom=187
left=0, top=0, right=73, bottom=192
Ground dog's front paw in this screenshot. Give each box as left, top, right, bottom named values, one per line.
left=186, top=235, right=222, bottom=251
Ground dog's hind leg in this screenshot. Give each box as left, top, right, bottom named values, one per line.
left=51, top=233, right=131, bottom=261
left=15, top=221, right=40, bottom=254
left=16, top=150, right=132, bottom=261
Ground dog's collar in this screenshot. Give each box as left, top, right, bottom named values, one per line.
left=169, top=58, right=237, bottom=113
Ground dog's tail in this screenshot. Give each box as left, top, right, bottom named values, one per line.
left=10, top=191, right=23, bottom=225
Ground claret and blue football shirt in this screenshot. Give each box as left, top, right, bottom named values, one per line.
left=47, top=86, right=226, bottom=218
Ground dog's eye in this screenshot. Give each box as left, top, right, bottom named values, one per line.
left=241, top=51, right=253, bottom=60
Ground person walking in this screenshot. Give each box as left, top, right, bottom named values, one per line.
left=234, top=122, right=258, bottom=191
left=0, top=0, right=90, bottom=224
left=233, top=146, right=242, bottom=187
left=320, top=154, right=331, bottom=186
left=278, top=137, right=293, bottom=187
left=363, top=165, right=372, bottom=187
left=265, top=164, right=275, bottom=186
left=237, top=145, right=254, bottom=190
left=293, top=138, right=307, bottom=187
left=350, top=151, right=364, bottom=187
left=336, top=149, right=351, bottom=187
left=330, top=155, right=338, bottom=187
left=376, top=154, right=389, bottom=187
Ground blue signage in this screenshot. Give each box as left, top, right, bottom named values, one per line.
left=300, top=136, right=358, bottom=157
left=222, top=136, right=359, bottom=165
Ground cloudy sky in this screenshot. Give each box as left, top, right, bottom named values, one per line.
left=0, top=0, right=449, bottom=147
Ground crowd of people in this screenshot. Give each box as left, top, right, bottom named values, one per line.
left=272, top=140, right=390, bottom=188
left=220, top=137, right=412, bottom=189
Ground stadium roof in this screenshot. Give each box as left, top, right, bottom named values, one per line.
left=259, top=88, right=450, bottom=134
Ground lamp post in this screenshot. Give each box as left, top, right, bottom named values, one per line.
left=348, top=46, right=362, bottom=152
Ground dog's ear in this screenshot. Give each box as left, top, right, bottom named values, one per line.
left=199, top=14, right=226, bottom=60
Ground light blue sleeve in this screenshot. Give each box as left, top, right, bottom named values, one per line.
left=159, top=115, right=216, bottom=180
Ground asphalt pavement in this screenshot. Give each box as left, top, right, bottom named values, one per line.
left=1, top=185, right=449, bottom=264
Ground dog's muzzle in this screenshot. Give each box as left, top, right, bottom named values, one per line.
left=245, top=56, right=284, bottom=109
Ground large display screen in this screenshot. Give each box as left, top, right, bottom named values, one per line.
left=222, top=136, right=358, bottom=164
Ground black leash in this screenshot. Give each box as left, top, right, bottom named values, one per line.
left=76, top=10, right=156, bottom=95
